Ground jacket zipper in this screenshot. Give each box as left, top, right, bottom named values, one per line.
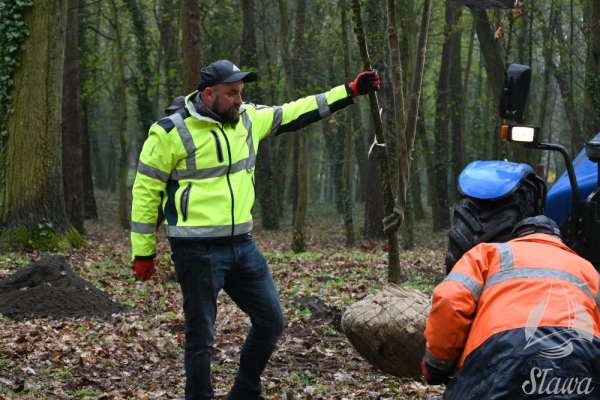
left=219, top=126, right=235, bottom=236
left=181, top=183, right=191, bottom=222
left=210, top=130, right=224, bottom=163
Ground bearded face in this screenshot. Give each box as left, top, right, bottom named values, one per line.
left=206, top=82, right=244, bottom=124
left=212, top=95, right=240, bottom=124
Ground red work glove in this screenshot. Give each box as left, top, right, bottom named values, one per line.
left=349, top=69, right=380, bottom=97
left=421, top=358, right=452, bottom=385
left=133, top=258, right=155, bottom=280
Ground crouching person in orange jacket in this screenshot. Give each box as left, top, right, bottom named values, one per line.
left=423, top=215, right=600, bottom=399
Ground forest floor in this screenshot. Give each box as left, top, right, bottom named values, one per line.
left=0, top=191, right=448, bottom=399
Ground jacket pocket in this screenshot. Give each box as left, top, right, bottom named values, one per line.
left=180, top=183, right=191, bottom=222
left=210, top=130, right=224, bottom=163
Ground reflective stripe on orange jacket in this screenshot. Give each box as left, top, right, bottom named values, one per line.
left=425, top=233, right=600, bottom=372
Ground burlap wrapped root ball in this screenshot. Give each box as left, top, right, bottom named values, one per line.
left=341, top=284, right=431, bottom=378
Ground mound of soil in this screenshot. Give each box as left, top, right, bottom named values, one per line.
left=0, top=254, right=126, bottom=320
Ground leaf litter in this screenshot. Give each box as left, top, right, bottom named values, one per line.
left=0, top=193, right=446, bottom=399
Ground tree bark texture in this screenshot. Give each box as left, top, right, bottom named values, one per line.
left=181, top=0, right=201, bottom=94
left=291, top=0, right=308, bottom=253
left=584, top=0, right=600, bottom=139
left=432, top=0, right=455, bottom=231
left=351, top=0, right=400, bottom=278
left=156, top=0, right=182, bottom=103
left=1, top=0, right=70, bottom=232
left=108, top=0, right=130, bottom=229
left=62, top=0, right=84, bottom=233
left=449, top=13, right=463, bottom=203
left=341, top=0, right=356, bottom=246
left=240, top=0, right=259, bottom=101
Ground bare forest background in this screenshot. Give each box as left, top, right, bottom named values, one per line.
left=2, top=0, right=600, bottom=256
left=3, top=0, right=600, bottom=398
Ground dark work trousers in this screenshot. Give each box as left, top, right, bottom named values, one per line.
left=170, top=235, right=284, bottom=400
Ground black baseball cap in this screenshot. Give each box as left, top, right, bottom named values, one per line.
left=198, top=60, right=258, bottom=91
left=512, top=215, right=562, bottom=239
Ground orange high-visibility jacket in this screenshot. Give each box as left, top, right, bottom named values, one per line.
left=425, top=233, right=600, bottom=398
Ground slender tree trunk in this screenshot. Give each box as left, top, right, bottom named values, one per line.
left=584, top=0, right=600, bottom=139
left=254, top=1, right=279, bottom=229
left=62, top=0, right=84, bottom=233
left=351, top=0, right=400, bottom=279
left=108, top=0, right=129, bottom=229
left=387, top=0, right=412, bottom=254
left=181, top=0, right=201, bottom=94
left=78, top=0, right=98, bottom=219
left=290, top=0, right=308, bottom=253
left=552, top=19, right=583, bottom=154
left=364, top=127, right=386, bottom=239
left=471, top=9, right=505, bottom=98
left=449, top=11, right=463, bottom=204
left=418, top=104, right=439, bottom=223
left=81, top=104, right=98, bottom=220
left=241, top=0, right=258, bottom=100
left=124, top=0, right=154, bottom=160
left=275, top=0, right=294, bottom=220
left=156, top=0, right=181, bottom=103
left=341, top=0, right=355, bottom=246
left=432, top=0, right=455, bottom=231
left=409, top=153, right=425, bottom=220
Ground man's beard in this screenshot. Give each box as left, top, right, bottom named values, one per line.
left=213, top=98, right=240, bottom=124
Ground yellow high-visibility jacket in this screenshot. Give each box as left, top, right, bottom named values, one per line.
left=131, top=85, right=354, bottom=258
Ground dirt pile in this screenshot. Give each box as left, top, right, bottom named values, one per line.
left=0, top=254, right=126, bottom=320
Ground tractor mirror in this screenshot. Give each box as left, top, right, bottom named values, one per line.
left=499, top=64, right=531, bottom=124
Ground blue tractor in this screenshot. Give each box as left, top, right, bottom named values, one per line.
left=446, top=64, right=600, bottom=273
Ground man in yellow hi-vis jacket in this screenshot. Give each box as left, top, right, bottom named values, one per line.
left=130, top=59, right=380, bottom=400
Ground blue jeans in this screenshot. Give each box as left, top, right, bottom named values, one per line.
left=170, top=235, right=284, bottom=400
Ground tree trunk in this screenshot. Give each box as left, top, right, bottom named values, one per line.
left=432, top=0, right=455, bottom=231
left=81, top=104, right=98, bottom=220
left=181, top=0, right=201, bottom=94
left=240, top=0, right=258, bottom=101
left=341, top=0, right=355, bottom=246
left=290, top=0, right=308, bottom=253
left=584, top=0, right=600, bottom=139
left=156, top=0, right=182, bottom=104
left=409, top=154, right=425, bottom=220
left=78, top=1, right=99, bottom=218
left=275, top=0, right=294, bottom=220
left=387, top=0, right=412, bottom=254
left=1, top=0, right=81, bottom=250
left=254, top=0, right=279, bottom=229
left=62, top=0, right=84, bottom=234
left=449, top=9, right=463, bottom=204
left=553, top=18, right=583, bottom=153
left=471, top=9, right=505, bottom=100
left=351, top=0, right=400, bottom=277
left=108, top=0, right=129, bottom=229
left=364, top=129, right=386, bottom=239
left=124, top=0, right=154, bottom=160
left=419, top=101, right=439, bottom=229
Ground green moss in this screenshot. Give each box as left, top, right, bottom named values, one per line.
left=66, top=227, right=87, bottom=248
left=0, top=221, right=88, bottom=252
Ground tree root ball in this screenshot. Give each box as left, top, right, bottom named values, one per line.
left=341, top=284, right=431, bottom=378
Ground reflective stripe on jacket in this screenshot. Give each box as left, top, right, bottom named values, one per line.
left=424, top=233, right=600, bottom=395
left=130, top=85, right=354, bottom=257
